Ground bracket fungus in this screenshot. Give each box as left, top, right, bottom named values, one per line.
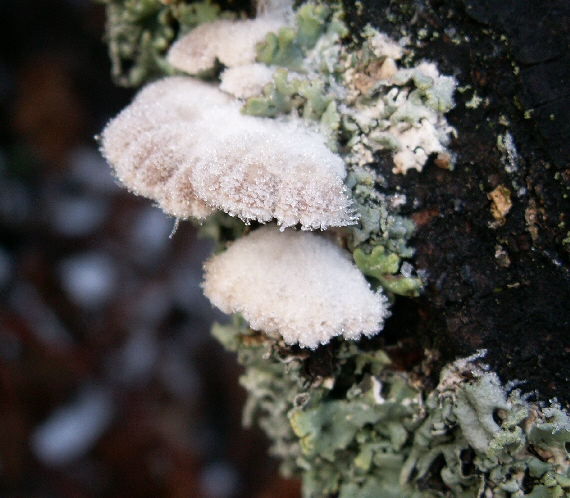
left=202, top=225, right=390, bottom=349
left=167, top=18, right=284, bottom=75
left=100, top=76, right=355, bottom=229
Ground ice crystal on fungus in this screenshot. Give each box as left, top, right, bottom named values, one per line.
left=100, top=76, right=355, bottom=229
left=202, top=225, right=389, bottom=349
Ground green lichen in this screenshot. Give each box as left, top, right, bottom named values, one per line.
left=245, top=2, right=346, bottom=125
left=295, top=3, right=331, bottom=49
left=214, top=327, right=570, bottom=498
left=242, top=68, right=300, bottom=117
left=256, top=27, right=305, bottom=70
left=354, top=245, right=423, bottom=297
left=255, top=2, right=333, bottom=69
left=242, top=71, right=334, bottom=121
left=98, top=0, right=236, bottom=86
left=345, top=165, right=422, bottom=296
left=298, top=79, right=334, bottom=120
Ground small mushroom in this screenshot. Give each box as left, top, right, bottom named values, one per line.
left=167, top=19, right=284, bottom=75
left=202, top=225, right=390, bottom=349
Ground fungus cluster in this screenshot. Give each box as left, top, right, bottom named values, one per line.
left=100, top=11, right=390, bottom=348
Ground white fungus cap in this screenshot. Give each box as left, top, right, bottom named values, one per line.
left=100, top=77, right=354, bottom=229
left=202, top=225, right=390, bottom=349
left=167, top=19, right=284, bottom=75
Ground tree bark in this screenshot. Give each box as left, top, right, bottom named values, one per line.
left=343, top=0, right=570, bottom=403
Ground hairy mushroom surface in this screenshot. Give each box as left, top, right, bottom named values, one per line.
left=202, top=225, right=390, bottom=349
left=100, top=76, right=355, bottom=229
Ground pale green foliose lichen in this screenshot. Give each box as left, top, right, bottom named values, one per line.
left=345, top=165, right=423, bottom=296
left=214, top=322, right=570, bottom=498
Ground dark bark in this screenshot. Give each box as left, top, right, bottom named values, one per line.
left=343, top=0, right=570, bottom=403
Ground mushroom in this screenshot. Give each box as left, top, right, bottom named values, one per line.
left=202, top=225, right=390, bottom=349
left=167, top=19, right=284, bottom=75
left=100, top=76, right=355, bottom=229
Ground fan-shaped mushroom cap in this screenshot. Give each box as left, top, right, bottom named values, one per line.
left=219, top=64, right=275, bottom=99
left=202, top=225, right=390, bottom=349
left=100, top=77, right=354, bottom=229
left=167, top=19, right=283, bottom=75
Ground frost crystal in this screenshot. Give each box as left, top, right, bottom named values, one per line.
left=202, top=225, right=390, bottom=349
left=100, top=77, right=354, bottom=229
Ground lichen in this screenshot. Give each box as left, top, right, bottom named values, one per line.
left=244, top=17, right=457, bottom=175
left=213, top=326, right=570, bottom=497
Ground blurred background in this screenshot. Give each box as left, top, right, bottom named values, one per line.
left=0, top=1, right=299, bottom=496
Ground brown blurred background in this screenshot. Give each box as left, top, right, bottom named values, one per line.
left=0, top=1, right=299, bottom=496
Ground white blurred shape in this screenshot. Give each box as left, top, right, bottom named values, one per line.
left=31, top=386, right=114, bottom=466
left=59, top=252, right=118, bottom=309
left=130, top=206, right=173, bottom=264
left=116, top=329, right=159, bottom=385
left=201, top=461, right=240, bottom=498
left=51, top=195, right=108, bottom=237
left=10, top=282, right=74, bottom=350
